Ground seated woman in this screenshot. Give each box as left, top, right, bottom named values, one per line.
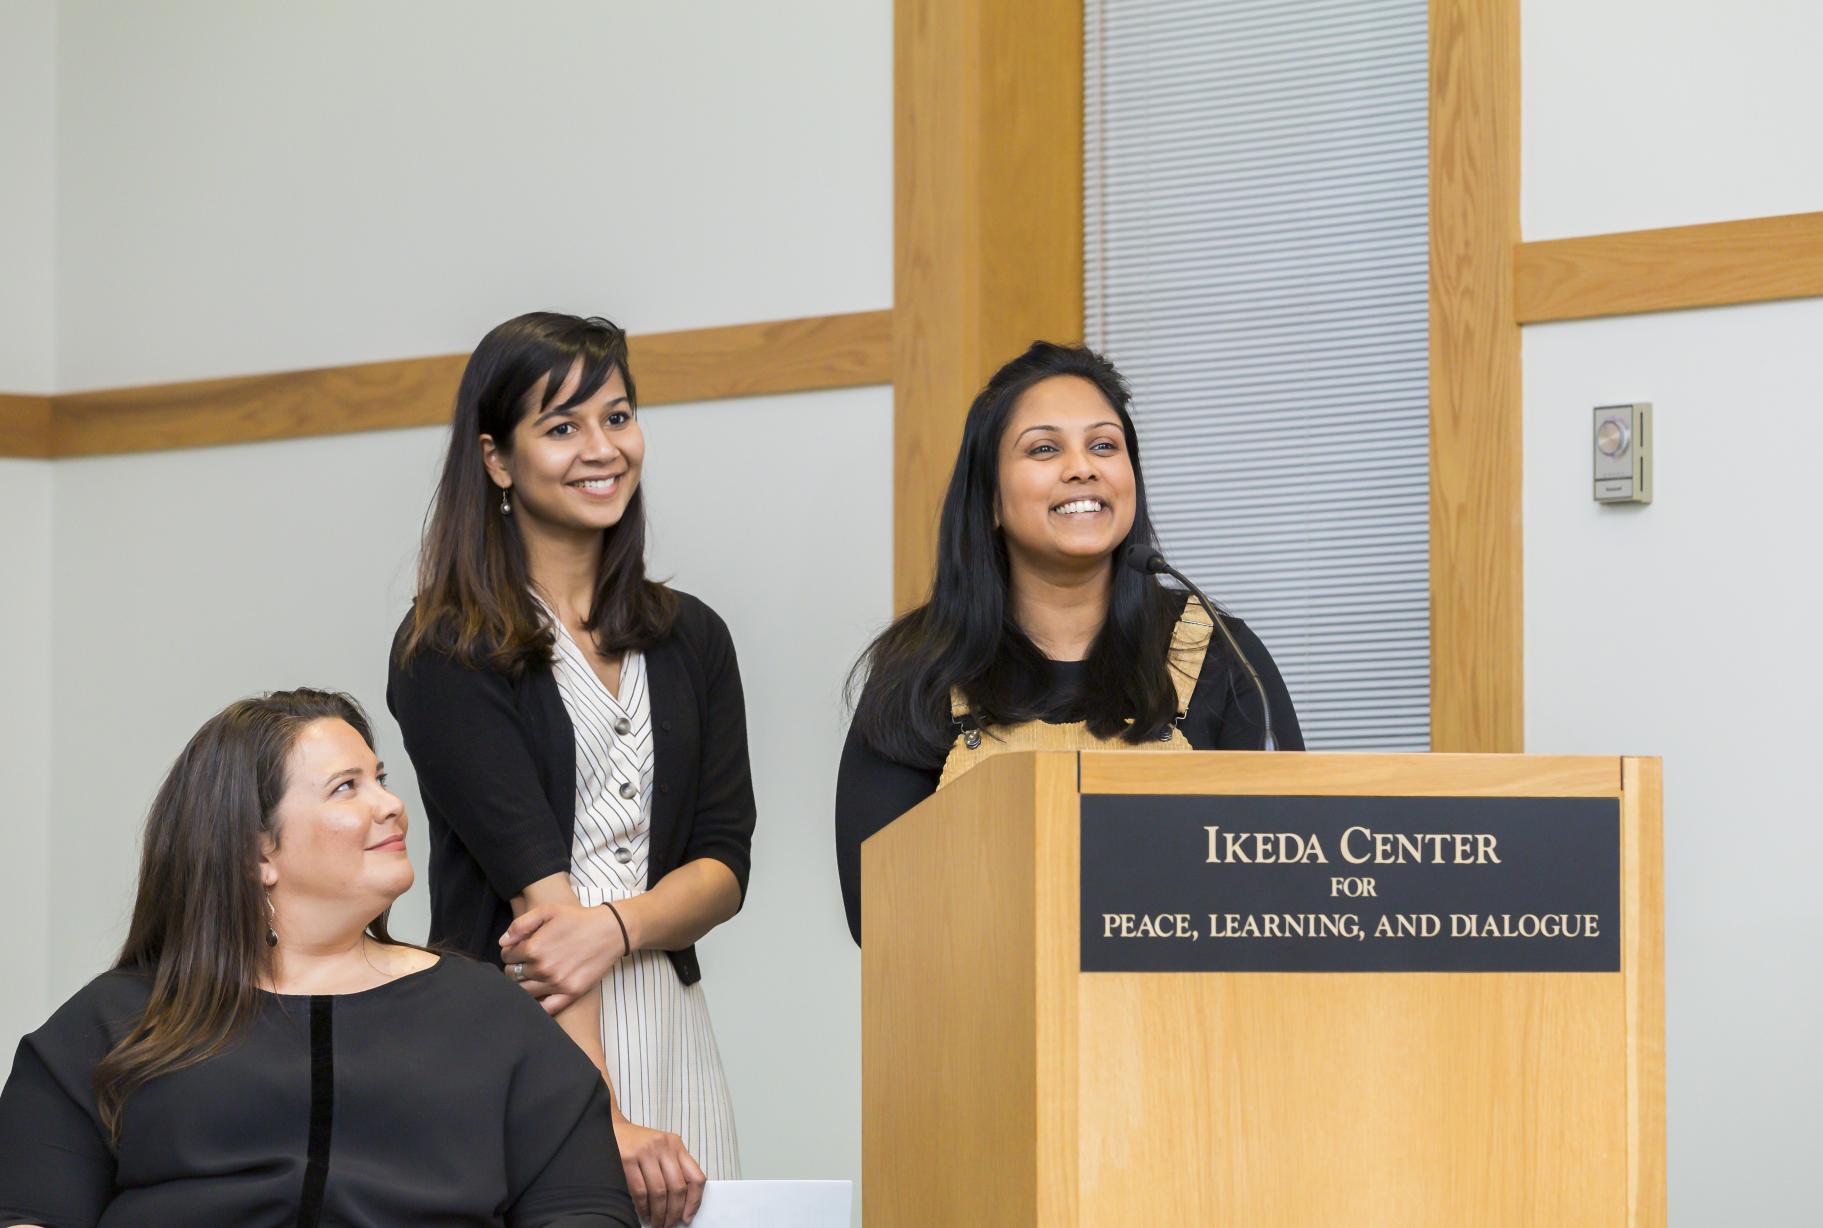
left=835, top=342, right=1305, bottom=943
left=0, top=689, right=635, bottom=1228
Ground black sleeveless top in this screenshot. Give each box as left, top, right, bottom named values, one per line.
left=833, top=606, right=1304, bottom=944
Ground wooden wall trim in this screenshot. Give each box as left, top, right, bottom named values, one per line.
left=0, top=394, right=55, bottom=459
left=1516, top=211, right=1823, bottom=324
left=0, top=311, right=892, bottom=460
left=1429, top=0, right=1524, bottom=753
left=633, top=310, right=892, bottom=406
left=51, top=355, right=470, bottom=459
left=893, top=0, right=1083, bottom=611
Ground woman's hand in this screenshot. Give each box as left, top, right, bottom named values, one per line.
left=614, top=1115, right=706, bottom=1227
left=499, top=902, right=630, bottom=1013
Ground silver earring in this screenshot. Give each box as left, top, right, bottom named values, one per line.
left=265, top=890, right=278, bottom=949
left=499, top=488, right=512, bottom=515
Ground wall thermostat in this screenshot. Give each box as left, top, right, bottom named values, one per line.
left=1593, top=403, right=1651, bottom=504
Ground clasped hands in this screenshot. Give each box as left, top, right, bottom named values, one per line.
left=499, top=901, right=634, bottom=1014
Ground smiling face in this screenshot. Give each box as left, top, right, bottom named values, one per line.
left=259, top=718, right=412, bottom=917
left=481, top=362, right=643, bottom=536
left=994, top=375, right=1139, bottom=572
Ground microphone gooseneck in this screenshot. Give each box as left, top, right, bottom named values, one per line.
left=1121, top=544, right=1276, bottom=751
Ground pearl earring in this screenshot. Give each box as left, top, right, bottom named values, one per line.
left=265, top=890, right=279, bottom=949
left=500, top=488, right=512, bottom=516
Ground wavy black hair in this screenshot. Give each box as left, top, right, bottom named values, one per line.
left=851, top=341, right=1182, bottom=766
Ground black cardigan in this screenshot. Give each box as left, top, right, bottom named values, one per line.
left=387, top=591, right=756, bottom=986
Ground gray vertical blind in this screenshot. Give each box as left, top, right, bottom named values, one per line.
left=1085, top=0, right=1430, bottom=750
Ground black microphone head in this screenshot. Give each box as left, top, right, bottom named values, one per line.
left=1121, top=543, right=1167, bottom=575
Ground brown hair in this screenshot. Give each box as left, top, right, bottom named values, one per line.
left=397, top=311, right=676, bottom=676
left=93, top=689, right=399, bottom=1140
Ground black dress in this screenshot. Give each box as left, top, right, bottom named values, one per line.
left=834, top=604, right=1305, bottom=943
left=0, top=956, right=636, bottom=1228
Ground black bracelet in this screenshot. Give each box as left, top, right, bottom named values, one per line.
left=602, top=901, right=632, bottom=959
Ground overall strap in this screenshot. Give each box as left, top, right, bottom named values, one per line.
left=1168, top=596, right=1215, bottom=718
left=948, top=687, right=983, bottom=749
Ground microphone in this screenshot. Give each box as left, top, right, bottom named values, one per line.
left=1122, top=543, right=1277, bottom=751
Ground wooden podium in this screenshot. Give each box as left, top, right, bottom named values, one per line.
left=861, top=751, right=1664, bottom=1227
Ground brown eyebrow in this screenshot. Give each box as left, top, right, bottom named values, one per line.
left=324, top=762, right=383, bottom=786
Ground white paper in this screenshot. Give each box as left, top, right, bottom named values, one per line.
left=646, top=1179, right=853, bottom=1228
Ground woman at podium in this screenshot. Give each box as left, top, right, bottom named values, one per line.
left=835, top=342, right=1303, bottom=943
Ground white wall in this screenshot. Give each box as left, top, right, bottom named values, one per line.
left=1525, top=5, right=1823, bottom=1221
left=642, top=390, right=884, bottom=1185
left=54, top=0, right=890, bottom=388
left=16, top=0, right=890, bottom=1210
left=0, top=0, right=58, bottom=1053
left=0, top=459, right=53, bottom=1054
left=1523, top=0, right=1823, bottom=239
left=47, top=427, right=441, bottom=975
left=0, top=0, right=56, bottom=392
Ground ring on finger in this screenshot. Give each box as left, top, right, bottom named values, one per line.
left=510, top=961, right=527, bottom=983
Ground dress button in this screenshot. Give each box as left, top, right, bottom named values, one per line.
left=618, top=781, right=638, bottom=800
left=614, top=717, right=632, bottom=736
left=658, top=782, right=670, bottom=796
left=613, top=847, right=632, bottom=864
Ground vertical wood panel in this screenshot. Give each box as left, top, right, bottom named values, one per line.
left=893, top=0, right=1083, bottom=610
left=1032, top=754, right=1083, bottom=1228
left=1622, top=757, right=1668, bottom=1228
left=1430, top=0, right=1523, bottom=751
left=862, top=752, right=1046, bottom=1228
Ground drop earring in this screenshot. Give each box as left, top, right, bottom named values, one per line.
left=499, top=488, right=512, bottom=516
left=265, top=890, right=279, bottom=949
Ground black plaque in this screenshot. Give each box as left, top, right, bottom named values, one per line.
left=1080, top=794, right=1620, bottom=973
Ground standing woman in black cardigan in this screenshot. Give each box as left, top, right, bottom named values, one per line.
left=389, top=312, right=755, bottom=1228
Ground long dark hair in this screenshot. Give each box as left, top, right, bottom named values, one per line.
left=398, top=311, right=676, bottom=676
left=852, top=342, right=1180, bottom=766
left=94, top=689, right=399, bottom=1141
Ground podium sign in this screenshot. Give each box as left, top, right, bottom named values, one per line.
left=1081, top=793, right=1621, bottom=972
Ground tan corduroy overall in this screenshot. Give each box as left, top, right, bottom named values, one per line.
left=937, top=598, right=1215, bottom=788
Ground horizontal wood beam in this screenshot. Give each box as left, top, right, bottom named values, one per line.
left=1516, top=211, right=1823, bottom=324
left=52, top=354, right=469, bottom=458
left=0, top=310, right=893, bottom=460
left=633, top=309, right=892, bottom=407
left=0, top=394, right=55, bottom=459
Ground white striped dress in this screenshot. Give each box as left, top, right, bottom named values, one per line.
left=546, top=614, right=742, bottom=1178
